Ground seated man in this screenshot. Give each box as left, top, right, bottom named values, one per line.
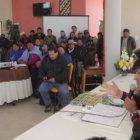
left=39, top=46, right=69, bottom=112
left=75, top=39, right=87, bottom=77
left=57, top=30, right=68, bottom=45
left=101, top=58, right=140, bottom=140
left=58, top=46, right=72, bottom=63
left=9, top=42, right=23, bottom=61
left=66, top=40, right=77, bottom=63
left=18, top=40, right=42, bottom=96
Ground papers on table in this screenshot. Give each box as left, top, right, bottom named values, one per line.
left=0, top=62, right=26, bottom=68
left=82, top=103, right=127, bottom=127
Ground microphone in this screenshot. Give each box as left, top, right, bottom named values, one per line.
left=128, top=84, right=136, bottom=99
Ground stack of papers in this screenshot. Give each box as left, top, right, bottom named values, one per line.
left=82, top=103, right=127, bottom=127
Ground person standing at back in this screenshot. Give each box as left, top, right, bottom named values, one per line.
left=121, top=28, right=136, bottom=56
left=44, top=29, right=56, bottom=47
left=34, top=27, right=45, bottom=40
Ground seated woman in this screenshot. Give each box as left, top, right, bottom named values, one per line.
left=58, top=46, right=72, bottom=63
left=18, top=40, right=42, bottom=96
left=9, top=42, right=23, bottom=62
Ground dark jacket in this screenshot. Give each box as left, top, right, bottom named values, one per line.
left=122, top=92, right=140, bottom=140
left=97, top=37, right=103, bottom=59
left=131, top=115, right=140, bottom=140
left=34, top=33, right=45, bottom=40
left=39, top=54, right=69, bottom=83
left=0, top=37, right=10, bottom=49
left=121, top=36, right=136, bottom=56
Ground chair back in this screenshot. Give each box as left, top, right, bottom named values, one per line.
left=68, top=63, right=73, bottom=83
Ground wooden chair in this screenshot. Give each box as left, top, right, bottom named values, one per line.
left=50, top=63, right=74, bottom=111
left=81, top=66, right=104, bottom=93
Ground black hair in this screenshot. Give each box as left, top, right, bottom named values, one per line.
left=26, top=38, right=34, bottom=44
left=72, top=25, right=77, bottom=29
left=77, top=38, right=83, bottom=42
left=48, top=45, right=58, bottom=53
left=98, top=32, right=103, bottom=38
left=30, top=30, right=35, bottom=33
left=12, top=41, right=20, bottom=47
left=84, top=30, right=89, bottom=35
left=60, top=41, right=66, bottom=44
left=132, top=57, right=140, bottom=71
left=58, top=46, right=64, bottom=49
left=37, top=27, right=42, bottom=30
left=47, top=29, right=52, bottom=32
left=87, top=137, right=106, bottom=140
left=60, top=30, right=65, bottom=32
left=123, top=28, right=130, bottom=33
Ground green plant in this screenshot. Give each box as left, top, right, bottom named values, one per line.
left=6, top=19, right=19, bottom=41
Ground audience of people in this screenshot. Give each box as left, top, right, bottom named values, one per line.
left=0, top=25, right=104, bottom=110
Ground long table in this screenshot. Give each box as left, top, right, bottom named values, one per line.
left=14, top=74, right=136, bottom=140
left=0, top=65, right=33, bottom=105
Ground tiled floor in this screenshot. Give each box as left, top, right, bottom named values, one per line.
left=0, top=97, right=53, bottom=140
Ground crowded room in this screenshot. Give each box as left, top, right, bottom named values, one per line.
left=0, top=0, right=140, bottom=140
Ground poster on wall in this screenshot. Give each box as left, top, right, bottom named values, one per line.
left=59, top=0, right=71, bottom=15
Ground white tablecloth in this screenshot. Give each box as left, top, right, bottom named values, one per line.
left=0, top=78, right=33, bottom=105
left=14, top=74, right=135, bottom=140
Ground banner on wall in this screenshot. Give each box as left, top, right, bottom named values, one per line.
left=59, top=0, right=71, bottom=15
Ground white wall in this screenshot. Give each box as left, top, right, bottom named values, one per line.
left=121, top=0, right=140, bottom=50
left=105, top=0, right=121, bottom=81
left=0, top=0, right=12, bottom=35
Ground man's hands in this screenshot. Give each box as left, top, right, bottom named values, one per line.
left=18, top=60, right=25, bottom=64
left=100, top=81, right=139, bottom=114
left=100, top=81, right=123, bottom=98
left=48, top=78, right=55, bottom=83
left=43, top=77, right=55, bottom=83
left=125, top=97, right=138, bottom=114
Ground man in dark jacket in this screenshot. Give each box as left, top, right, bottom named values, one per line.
left=39, top=46, right=69, bottom=112
left=84, top=30, right=96, bottom=66
left=121, top=29, right=136, bottom=56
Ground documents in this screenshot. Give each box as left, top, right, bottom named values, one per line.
left=82, top=103, right=127, bottom=127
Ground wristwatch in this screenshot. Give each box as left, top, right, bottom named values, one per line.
left=121, top=92, right=127, bottom=101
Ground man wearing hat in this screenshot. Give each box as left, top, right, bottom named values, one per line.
left=121, top=28, right=136, bottom=56
left=66, top=40, right=77, bottom=63
left=101, top=58, right=140, bottom=140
